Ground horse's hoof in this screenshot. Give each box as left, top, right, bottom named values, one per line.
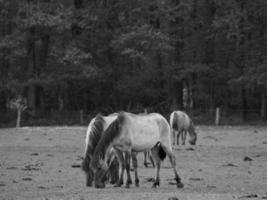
left=152, top=182, right=160, bottom=188
left=125, top=184, right=130, bottom=189
left=135, top=183, right=140, bottom=187
left=135, top=180, right=140, bottom=187
left=86, top=182, right=93, bottom=187
left=177, top=182, right=184, bottom=188
left=114, top=183, right=122, bottom=187
left=144, top=163, right=148, bottom=168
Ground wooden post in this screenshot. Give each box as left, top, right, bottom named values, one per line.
left=215, top=107, right=220, bottom=126
left=80, top=110, right=84, bottom=125
left=144, top=108, right=148, bottom=114
left=16, top=109, right=21, bottom=128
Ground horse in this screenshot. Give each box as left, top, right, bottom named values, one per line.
left=81, top=113, right=140, bottom=188
left=81, top=113, right=120, bottom=187
left=90, top=111, right=184, bottom=189
left=169, top=110, right=197, bottom=147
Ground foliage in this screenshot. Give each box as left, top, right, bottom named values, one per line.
left=0, top=0, right=267, bottom=126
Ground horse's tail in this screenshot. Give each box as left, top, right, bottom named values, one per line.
left=156, top=142, right=166, bottom=161
left=170, top=112, right=178, bottom=130
left=169, top=112, right=174, bottom=128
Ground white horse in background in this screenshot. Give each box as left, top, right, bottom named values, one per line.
left=170, top=110, right=197, bottom=147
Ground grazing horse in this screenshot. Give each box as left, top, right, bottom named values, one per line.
left=90, top=112, right=184, bottom=189
left=170, top=110, right=197, bottom=147
left=81, top=113, right=119, bottom=187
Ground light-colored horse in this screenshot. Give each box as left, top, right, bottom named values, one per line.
left=81, top=113, right=119, bottom=186
left=170, top=110, right=197, bottom=147
left=90, top=112, right=184, bottom=188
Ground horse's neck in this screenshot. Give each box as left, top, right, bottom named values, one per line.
left=188, top=121, right=195, bottom=134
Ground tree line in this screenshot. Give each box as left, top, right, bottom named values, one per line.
left=0, top=0, right=266, bottom=126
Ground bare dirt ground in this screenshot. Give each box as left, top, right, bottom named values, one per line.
left=0, top=126, right=267, bottom=200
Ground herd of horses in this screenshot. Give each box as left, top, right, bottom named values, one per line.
left=81, top=110, right=197, bottom=189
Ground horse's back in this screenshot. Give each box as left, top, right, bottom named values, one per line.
left=116, top=112, right=171, bottom=151
left=122, top=112, right=168, bottom=128
left=170, top=110, right=191, bottom=131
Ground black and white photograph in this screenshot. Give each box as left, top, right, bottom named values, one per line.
left=0, top=0, right=267, bottom=199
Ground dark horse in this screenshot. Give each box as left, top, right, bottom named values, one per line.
left=81, top=113, right=119, bottom=187
left=90, top=112, right=184, bottom=189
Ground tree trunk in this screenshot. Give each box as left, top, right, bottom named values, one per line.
left=0, top=90, right=7, bottom=113
left=260, top=87, right=266, bottom=119
left=28, top=85, right=36, bottom=116
left=242, top=87, right=248, bottom=121
left=16, top=109, right=21, bottom=128
left=27, top=27, right=37, bottom=116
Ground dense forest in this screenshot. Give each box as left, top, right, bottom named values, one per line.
left=0, top=0, right=266, bottom=126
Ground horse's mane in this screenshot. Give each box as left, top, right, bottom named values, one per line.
left=91, top=113, right=125, bottom=170
left=87, top=114, right=106, bottom=153
left=82, top=114, right=105, bottom=173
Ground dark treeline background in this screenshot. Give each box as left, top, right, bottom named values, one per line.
left=0, top=0, right=267, bottom=126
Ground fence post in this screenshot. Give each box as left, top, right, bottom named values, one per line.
left=80, top=110, right=84, bottom=125
left=144, top=108, right=148, bottom=114
left=215, top=107, right=220, bottom=126
left=16, top=109, right=21, bottom=128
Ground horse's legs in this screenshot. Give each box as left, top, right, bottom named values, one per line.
left=144, top=151, right=148, bottom=167
left=114, top=150, right=125, bottom=187
left=182, top=131, right=187, bottom=145
left=131, top=152, right=139, bottom=187
left=149, top=152, right=155, bottom=168
left=172, top=129, right=176, bottom=146
left=161, top=144, right=184, bottom=188
left=125, top=152, right=132, bottom=188
left=177, top=131, right=181, bottom=146
left=151, top=146, right=161, bottom=188
left=109, top=157, right=119, bottom=184
left=144, top=151, right=155, bottom=168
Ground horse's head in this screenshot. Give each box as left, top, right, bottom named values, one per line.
left=189, top=131, right=197, bottom=145
left=81, top=155, right=94, bottom=187
left=188, top=121, right=197, bottom=145
left=90, top=153, right=109, bottom=188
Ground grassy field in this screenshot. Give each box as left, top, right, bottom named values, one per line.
left=0, top=126, right=267, bottom=200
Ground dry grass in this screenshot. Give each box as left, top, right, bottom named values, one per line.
left=0, top=126, right=267, bottom=200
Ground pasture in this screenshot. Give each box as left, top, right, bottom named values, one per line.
left=0, top=126, right=267, bottom=200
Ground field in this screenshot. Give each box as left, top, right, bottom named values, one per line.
left=0, top=126, right=267, bottom=200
